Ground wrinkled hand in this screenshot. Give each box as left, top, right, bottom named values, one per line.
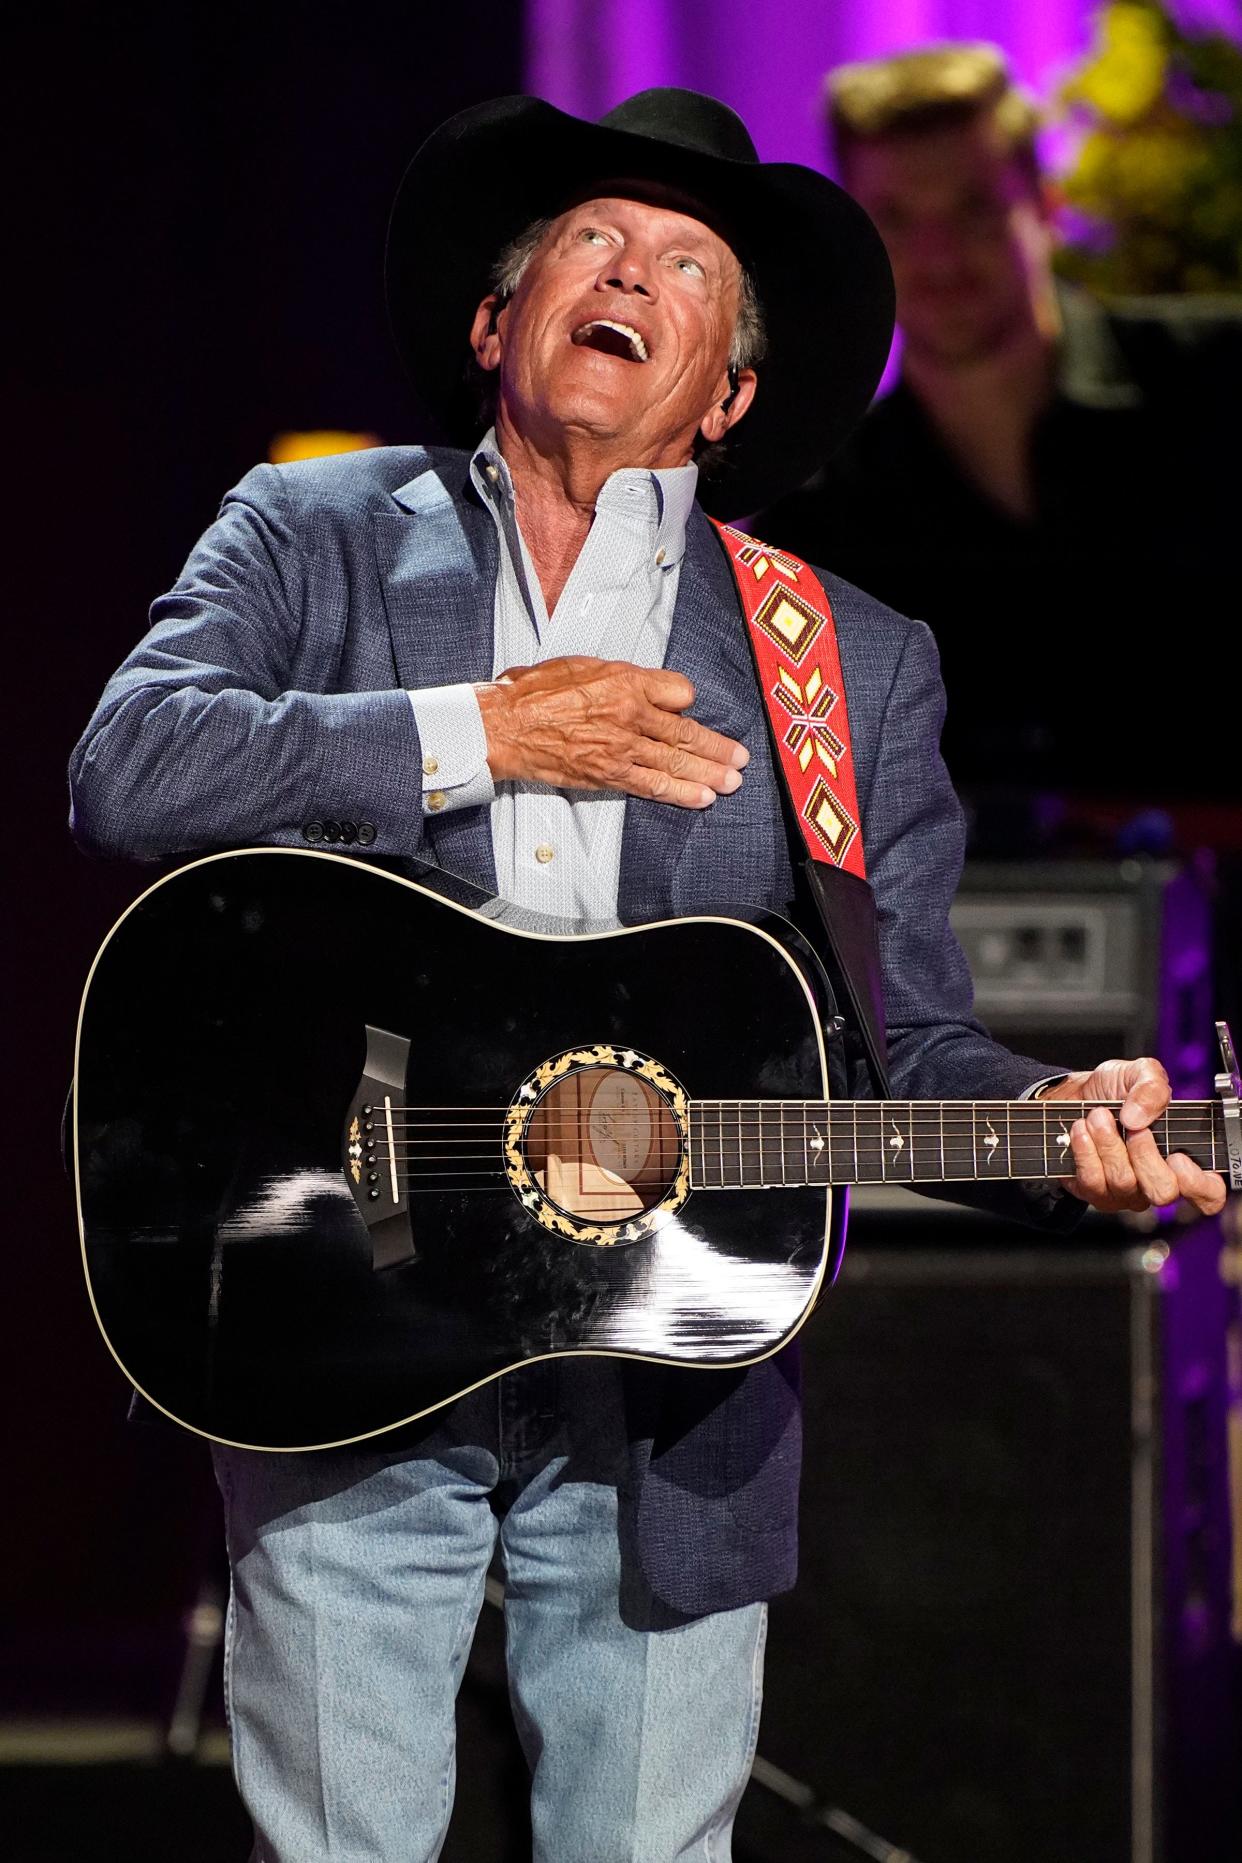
left=1039, top=1057, right=1226, bottom=1217
left=476, top=656, right=749, bottom=808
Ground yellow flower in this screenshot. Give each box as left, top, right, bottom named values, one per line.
left=1067, top=3, right=1169, bottom=126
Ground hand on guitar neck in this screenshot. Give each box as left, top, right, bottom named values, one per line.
left=1037, top=1056, right=1227, bottom=1217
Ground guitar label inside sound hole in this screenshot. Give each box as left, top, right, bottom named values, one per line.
left=525, top=1069, right=681, bottom=1221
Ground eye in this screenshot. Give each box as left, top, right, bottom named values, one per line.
left=674, top=255, right=705, bottom=278
left=578, top=226, right=611, bottom=246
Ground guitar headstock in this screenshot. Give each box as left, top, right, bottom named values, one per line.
left=1215, top=1021, right=1242, bottom=1190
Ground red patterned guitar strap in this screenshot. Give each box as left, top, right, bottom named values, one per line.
left=710, top=520, right=866, bottom=879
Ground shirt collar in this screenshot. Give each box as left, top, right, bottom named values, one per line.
left=1054, top=282, right=1145, bottom=411
left=469, top=427, right=699, bottom=569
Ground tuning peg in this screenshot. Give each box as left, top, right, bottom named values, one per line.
left=1215, top=1020, right=1241, bottom=1190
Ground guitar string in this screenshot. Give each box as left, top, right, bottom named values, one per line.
left=376, top=1101, right=1220, bottom=1123
left=372, top=1125, right=1221, bottom=1158
left=367, top=1116, right=1221, bottom=1142
left=374, top=1110, right=1221, bottom=1125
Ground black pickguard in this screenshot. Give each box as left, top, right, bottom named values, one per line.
left=74, top=850, right=844, bottom=1448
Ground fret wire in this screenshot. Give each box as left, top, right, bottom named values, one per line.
left=719, top=1100, right=727, bottom=1189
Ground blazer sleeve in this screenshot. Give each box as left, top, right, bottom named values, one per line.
left=864, top=619, right=1081, bottom=1229
left=68, top=464, right=428, bottom=861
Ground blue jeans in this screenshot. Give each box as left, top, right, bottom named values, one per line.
left=213, top=1361, right=767, bottom=1862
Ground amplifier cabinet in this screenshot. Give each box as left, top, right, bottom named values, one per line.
left=756, top=1210, right=1237, bottom=1863
left=951, top=858, right=1213, bottom=1091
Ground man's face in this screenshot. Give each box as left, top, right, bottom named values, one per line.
left=844, top=115, right=1054, bottom=368
left=470, top=195, right=754, bottom=463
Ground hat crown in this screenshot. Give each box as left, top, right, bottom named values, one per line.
left=598, top=88, right=758, bottom=166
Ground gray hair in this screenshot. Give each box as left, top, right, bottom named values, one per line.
left=492, top=217, right=767, bottom=371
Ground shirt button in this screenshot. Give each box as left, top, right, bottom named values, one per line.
left=534, top=844, right=555, bottom=865
left=427, top=791, right=447, bottom=813
left=655, top=547, right=666, bottom=565
left=423, top=756, right=439, bottom=776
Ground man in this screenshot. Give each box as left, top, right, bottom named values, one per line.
left=69, top=89, right=1225, bottom=1863
left=762, top=44, right=1242, bottom=802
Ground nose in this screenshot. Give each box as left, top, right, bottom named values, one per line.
left=596, top=248, right=657, bottom=299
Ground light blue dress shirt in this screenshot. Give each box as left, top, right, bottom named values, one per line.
left=407, top=430, right=699, bottom=919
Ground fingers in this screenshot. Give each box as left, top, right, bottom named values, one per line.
left=623, top=765, right=722, bottom=810
left=1067, top=1109, right=1229, bottom=1216
left=1068, top=1109, right=1147, bottom=1211
left=628, top=731, right=747, bottom=807
left=639, top=666, right=699, bottom=714
left=1163, top=1152, right=1229, bottom=1217
left=1123, top=1128, right=1180, bottom=1206
left=639, top=699, right=751, bottom=773
left=1116, top=1056, right=1170, bottom=1133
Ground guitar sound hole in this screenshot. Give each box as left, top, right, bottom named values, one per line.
left=524, top=1069, right=681, bottom=1221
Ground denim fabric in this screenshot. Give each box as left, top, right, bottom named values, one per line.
left=214, top=1361, right=766, bottom=1863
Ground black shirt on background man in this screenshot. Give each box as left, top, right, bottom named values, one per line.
left=763, top=285, right=1242, bottom=804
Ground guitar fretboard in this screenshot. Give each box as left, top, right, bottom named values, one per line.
left=687, top=1099, right=1225, bottom=1190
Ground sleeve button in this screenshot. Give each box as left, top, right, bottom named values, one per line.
left=357, top=823, right=377, bottom=846
left=323, top=820, right=341, bottom=842
left=339, top=821, right=358, bottom=844
left=303, top=821, right=324, bottom=843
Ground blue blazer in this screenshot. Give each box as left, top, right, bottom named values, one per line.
left=70, top=446, right=1074, bottom=1615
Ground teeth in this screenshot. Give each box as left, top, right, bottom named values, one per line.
left=574, top=319, right=649, bottom=362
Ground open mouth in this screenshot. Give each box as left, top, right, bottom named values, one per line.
left=571, top=319, right=650, bottom=363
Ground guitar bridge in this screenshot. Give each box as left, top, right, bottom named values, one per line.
left=343, top=1025, right=413, bottom=1270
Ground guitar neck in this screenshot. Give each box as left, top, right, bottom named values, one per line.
left=687, top=1098, right=1227, bottom=1190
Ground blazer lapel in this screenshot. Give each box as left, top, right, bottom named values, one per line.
left=373, top=461, right=499, bottom=892
left=618, top=509, right=760, bottom=922
left=373, top=460, right=498, bottom=688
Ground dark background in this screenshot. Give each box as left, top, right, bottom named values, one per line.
left=6, top=0, right=524, bottom=1715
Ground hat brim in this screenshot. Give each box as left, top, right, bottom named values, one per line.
left=385, top=95, right=894, bottom=517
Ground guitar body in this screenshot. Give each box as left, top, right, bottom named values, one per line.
left=74, top=849, right=843, bottom=1449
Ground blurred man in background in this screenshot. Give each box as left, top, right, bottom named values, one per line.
left=762, top=44, right=1242, bottom=812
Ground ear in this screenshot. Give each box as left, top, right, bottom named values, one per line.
left=469, top=294, right=504, bottom=373
left=698, top=368, right=758, bottom=446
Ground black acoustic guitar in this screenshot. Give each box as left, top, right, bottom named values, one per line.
left=72, top=849, right=1238, bottom=1451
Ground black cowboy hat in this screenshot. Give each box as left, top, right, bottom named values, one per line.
left=385, top=88, right=895, bottom=518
